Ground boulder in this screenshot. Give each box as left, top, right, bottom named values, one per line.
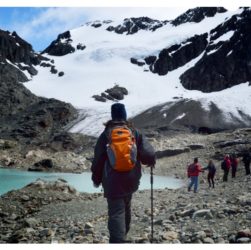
left=237, top=229, right=251, bottom=238
left=162, top=231, right=178, bottom=241
left=192, top=209, right=213, bottom=220
left=188, top=144, right=205, bottom=150
left=50, top=66, right=58, bottom=74
left=203, top=237, right=214, bottom=243
left=156, top=148, right=190, bottom=158
left=214, top=139, right=249, bottom=148
left=93, top=85, right=128, bottom=102
left=179, top=209, right=196, bottom=217
left=92, top=95, right=106, bottom=102
left=236, top=237, right=251, bottom=243
left=42, top=31, right=75, bottom=56
left=237, top=194, right=251, bottom=206
left=33, top=159, right=53, bottom=169
left=144, top=56, right=157, bottom=65
left=76, top=44, right=86, bottom=50
left=24, top=218, right=40, bottom=228
left=194, top=231, right=207, bottom=240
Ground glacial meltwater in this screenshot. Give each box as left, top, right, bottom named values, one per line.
left=0, top=168, right=184, bottom=196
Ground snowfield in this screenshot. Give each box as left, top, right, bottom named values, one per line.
left=23, top=8, right=251, bottom=136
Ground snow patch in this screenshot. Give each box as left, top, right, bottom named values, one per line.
left=213, top=30, right=235, bottom=44
left=23, top=9, right=251, bottom=136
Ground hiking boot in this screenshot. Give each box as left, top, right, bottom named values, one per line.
left=188, top=187, right=191, bottom=192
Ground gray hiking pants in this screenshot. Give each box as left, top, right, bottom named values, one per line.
left=107, top=194, right=132, bottom=243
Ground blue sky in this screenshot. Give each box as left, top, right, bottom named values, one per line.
left=0, top=8, right=51, bottom=51
left=0, top=7, right=187, bottom=52
left=0, top=2, right=244, bottom=52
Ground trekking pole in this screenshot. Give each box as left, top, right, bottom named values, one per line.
left=150, top=164, right=154, bottom=243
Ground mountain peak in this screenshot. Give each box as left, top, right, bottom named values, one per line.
left=171, top=7, right=227, bottom=26
left=106, top=16, right=168, bottom=35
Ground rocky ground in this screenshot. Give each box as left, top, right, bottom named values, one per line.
left=0, top=128, right=251, bottom=243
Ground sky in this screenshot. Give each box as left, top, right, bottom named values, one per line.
left=0, top=0, right=249, bottom=52
left=0, top=7, right=187, bottom=52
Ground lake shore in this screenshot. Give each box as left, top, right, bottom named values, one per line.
left=0, top=169, right=251, bottom=243
left=1, top=128, right=251, bottom=243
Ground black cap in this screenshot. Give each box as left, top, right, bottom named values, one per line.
left=111, top=103, right=127, bottom=121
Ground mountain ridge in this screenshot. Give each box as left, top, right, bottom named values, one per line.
left=1, top=7, right=251, bottom=139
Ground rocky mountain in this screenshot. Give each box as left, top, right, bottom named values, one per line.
left=171, top=7, right=227, bottom=26
left=41, top=31, right=77, bottom=56
left=180, top=8, right=251, bottom=92
left=106, top=17, right=169, bottom=34
left=137, top=8, right=251, bottom=93
left=131, top=99, right=251, bottom=135
left=1, top=7, right=251, bottom=140
left=0, top=29, right=78, bottom=145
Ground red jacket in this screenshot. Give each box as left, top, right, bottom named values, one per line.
left=224, top=157, right=231, bottom=170
left=187, top=163, right=203, bottom=177
left=231, top=158, right=238, bottom=168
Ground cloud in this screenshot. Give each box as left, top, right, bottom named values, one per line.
left=9, top=7, right=187, bottom=51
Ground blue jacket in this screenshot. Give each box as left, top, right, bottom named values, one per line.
left=91, top=120, right=156, bottom=199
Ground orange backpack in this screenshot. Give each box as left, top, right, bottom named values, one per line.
left=106, top=126, right=137, bottom=172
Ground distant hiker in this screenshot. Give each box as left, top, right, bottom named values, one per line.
left=242, top=151, right=251, bottom=175
left=203, top=159, right=216, bottom=188
left=230, top=154, right=238, bottom=178
left=187, top=157, right=203, bottom=193
left=91, top=103, right=156, bottom=243
left=221, top=155, right=231, bottom=182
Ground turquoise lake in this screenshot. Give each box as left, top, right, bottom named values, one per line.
left=0, top=168, right=184, bottom=196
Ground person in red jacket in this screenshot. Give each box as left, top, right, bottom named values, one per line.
left=230, top=154, right=238, bottom=178
left=187, top=157, right=203, bottom=193
left=222, top=155, right=231, bottom=182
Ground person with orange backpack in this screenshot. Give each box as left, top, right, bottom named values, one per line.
left=187, top=157, right=204, bottom=193
left=91, top=103, right=156, bottom=243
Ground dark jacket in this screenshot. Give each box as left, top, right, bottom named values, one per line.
left=242, top=152, right=251, bottom=165
left=91, top=121, right=156, bottom=199
left=203, top=164, right=216, bottom=175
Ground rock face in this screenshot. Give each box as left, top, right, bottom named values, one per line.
left=106, top=17, right=169, bottom=35
left=0, top=29, right=49, bottom=82
left=171, top=7, right=227, bottom=26
left=0, top=98, right=77, bottom=145
left=0, top=65, right=38, bottom=116
left=0, top=28, right=78, bottom=145
left=92, top=85, right=128, bottom=102
left=151, top=33, right=208, bottom=75
left=180, top=8, right=251, bottom=92
left=0, top=30, right=45, bottom=66
left=42, top=31, right=76, bottom=56
left=131, top=99, right=251, bottom=134
left=129, top=8, right=251, bottom=94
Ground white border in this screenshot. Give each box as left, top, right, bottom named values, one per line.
left=0, top=0, right=251, bottom=8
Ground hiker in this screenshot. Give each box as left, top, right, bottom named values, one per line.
left=230, top=154, right=238, bottom=178
left=242, top=151, right=251, bottom=175
left=187, top=157, right=203, bottom=193
left=222, top=155, right=231, bottom=182
left=91, top=103, right=156, bottom=243
left=203, top=159, right=216, bottom=188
